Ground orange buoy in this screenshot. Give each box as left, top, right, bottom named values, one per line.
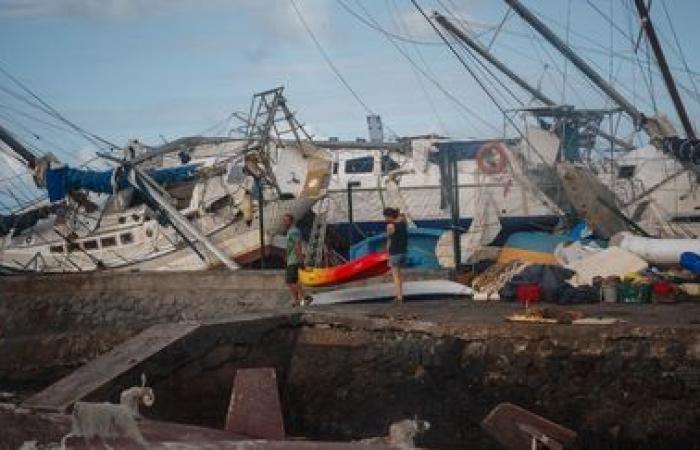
left=476, top=142, right=508, bottom=174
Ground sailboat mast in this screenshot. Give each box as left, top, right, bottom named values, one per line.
left=433, top=12, right=555, bottom=106
left=0, top=124, right=36, bottom=169
left=434, top=11, right=634, bottom=151
left=633, top=0, right=695, bottom=139
left=503, top=0, right=644, bottom=128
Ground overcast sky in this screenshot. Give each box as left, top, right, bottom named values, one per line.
left=1, top=0, right=699, bottom=168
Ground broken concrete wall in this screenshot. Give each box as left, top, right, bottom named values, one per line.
left=69, top=311, right=700, bottom=449
left=0, top=270, right=291, bottom=391
left=0, top=269, right=449, bottom=391
left=284, top=315, right=700, bottom=449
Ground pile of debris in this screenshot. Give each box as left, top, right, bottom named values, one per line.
left=468, top=223, right=700, bottom=306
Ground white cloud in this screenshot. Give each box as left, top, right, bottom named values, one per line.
left=0, top=0, right=330, bottom=36
left=393, top=2, right=484, bottom=40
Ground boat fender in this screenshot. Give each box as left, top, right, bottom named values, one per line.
left=476, top=142, right=508, bottom=175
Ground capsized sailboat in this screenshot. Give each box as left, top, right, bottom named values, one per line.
left=0, top=87, right=331, bottom=273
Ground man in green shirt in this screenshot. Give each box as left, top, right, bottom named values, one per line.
left=283, top=213, right=308, bottom=307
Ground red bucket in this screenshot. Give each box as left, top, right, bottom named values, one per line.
left=516, top=283, right=541, bottom=305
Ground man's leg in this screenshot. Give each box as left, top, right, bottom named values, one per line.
left=391, top=266, right=403, bottom=304
left=287, top=283, right=300, bottom=306
left=286, top=265, right=302, bottom=306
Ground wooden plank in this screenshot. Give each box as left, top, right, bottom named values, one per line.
left=22, top=322, right=200, bottom=413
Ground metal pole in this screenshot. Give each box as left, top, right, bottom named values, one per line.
left=434, top=12, right=554, bottom=106
left=130, top=167, right=239, bottom=270
left=347, top=181, right=360, bottom=245
left=257, top=177, right=265, bottom=270
left=0, top=124, right=37, bottom=169
left=633, top=0, right=695, bottom=139
left=434, top=12, right=634, bottom=152
left=451, top=155, right=461, bottom=268
left=504, top=0, right=644, bottom=127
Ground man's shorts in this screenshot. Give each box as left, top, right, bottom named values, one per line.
left=285, top=264, right=300, bottom=284
left=388, top=254, right=406, bottom=268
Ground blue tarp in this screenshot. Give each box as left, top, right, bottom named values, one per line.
left=350, top=227, right=444, bottom=269
left=45, top=164, right=199, bottom=202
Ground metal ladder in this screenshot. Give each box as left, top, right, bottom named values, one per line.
left=304, top=197, right=331, bottom=268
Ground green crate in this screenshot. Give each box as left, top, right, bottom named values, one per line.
left=617, top=282, right=651, bottom=304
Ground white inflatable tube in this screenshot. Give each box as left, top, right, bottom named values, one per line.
left=611, top=231, right=700, bottom=265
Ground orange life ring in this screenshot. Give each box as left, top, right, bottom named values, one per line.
left=476, top=142, right=508, bottom=174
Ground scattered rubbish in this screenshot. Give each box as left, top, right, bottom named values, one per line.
left=566, top=246, right=648, bottom=287
left=506, top=307, right=585, bottom=324
left=471, top=260, right=528, bottom=299
left=612, top=232, right=700, bottom=265
left=498, top=232, right=573, bottom=265
left=681, top=252, right=700, bottom=275
left=515, top=282, right=541, bottom=306
left=500, top=264, right=597, bottom=305
left=553, top=240, right=602, bottom=266
left=617, top=280, right=651, bottom=304
left=680, top=283, right=700, bottom=297
left=601, top=277, right=620, bottom=303
left=572, top=317, right=621, bottom=325
left=652, top=281, right=676, bottom=304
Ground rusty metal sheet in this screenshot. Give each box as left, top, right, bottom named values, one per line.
left=225, top=367, right=285, bottom=440
left=22, top=322, right=200, bottom=413
left=481, top=402, right=577, bottom=450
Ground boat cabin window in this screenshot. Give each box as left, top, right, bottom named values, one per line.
left=345, top=156, right=374, bottom=174
left=49, top=245, right=64, bottom=254
left=332, top=162, right=339, bottom=174
left=82, top=240, right=98, bottom=250
left=101, top=236, right=117, bottom=248
left=381, top=154, right=400, bottom=173
left=67, top=242, right=80, bottom=252
left=618, top=165, right=636, bottom=179
left=120, top=232, right=134, bottom=245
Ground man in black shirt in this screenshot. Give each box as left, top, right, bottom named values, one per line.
left=383, top=207, right=408, bottom=304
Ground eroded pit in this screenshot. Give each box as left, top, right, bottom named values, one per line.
left=41, top=310, right=700, bottom=449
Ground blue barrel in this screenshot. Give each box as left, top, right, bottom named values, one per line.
left=680, top=252, right=700, bottom=275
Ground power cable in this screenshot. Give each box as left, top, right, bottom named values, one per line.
left=385, top=0, right=449, bottom=135
left=289, top=0, right=400, bottom=138
left=336, top=0, right=499, bottom=135
left=409, top=0, right=551, bottom=165
left=0, top=62, right=119, bottom=150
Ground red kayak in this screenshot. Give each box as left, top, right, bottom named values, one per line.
left=299, top=251, right=389, bottom=287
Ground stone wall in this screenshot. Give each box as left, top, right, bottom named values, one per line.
left=0, top=269, right=449, bottom=337
left=0, top=269, right=449, bottom=390
left=59, top=311, right=700, bottom=449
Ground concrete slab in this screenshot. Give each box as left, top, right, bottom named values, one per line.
left=22, top=322, right=200, bottom=413
left=226, top=368, right=285, bottom=439
left=312, top=280, right=473, bottom=305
